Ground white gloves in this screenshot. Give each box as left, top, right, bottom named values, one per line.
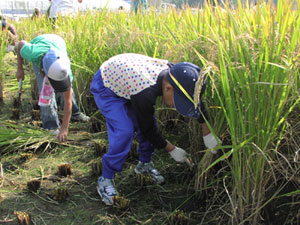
left=203, top=133, right=221, bottom=154
left=169, top=146, right=187, bottom=162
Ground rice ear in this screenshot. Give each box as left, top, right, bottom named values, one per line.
left=194, top=66, right=211, bottom=108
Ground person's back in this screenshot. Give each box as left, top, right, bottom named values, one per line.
left=1, top=17, right=18, bottom=47
left=49, top=0, right=82, bottom=18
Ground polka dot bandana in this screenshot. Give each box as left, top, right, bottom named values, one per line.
left=100, top=53, right=169, bottom=99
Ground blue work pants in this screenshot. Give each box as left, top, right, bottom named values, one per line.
left=90, top=70, right=154, bottom=179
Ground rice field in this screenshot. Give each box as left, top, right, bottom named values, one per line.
left=1, top=0, right=300, bottom=224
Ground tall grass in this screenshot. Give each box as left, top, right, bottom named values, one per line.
left=195, top=0, right=300, bottom=223
left=0, top=35, right=7, bottom=103
left=8, top=1, right=300, bottom=223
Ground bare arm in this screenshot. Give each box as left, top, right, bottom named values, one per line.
left=16, top=41, right=27, bottom=81
left=57, top=88, right=72, bottom=142
left=201, top=122, right=211, bottom=136
left=8, top=24, right=17, bottom=37
left=164, top=142, right=176, bottom=152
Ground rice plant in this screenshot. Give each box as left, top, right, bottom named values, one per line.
left=193, top=0, right=300, bottom=223
left=0, top=35, right=7, bottom=103
left=0, top=121, right=56, bottom=155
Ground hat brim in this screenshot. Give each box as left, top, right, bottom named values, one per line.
left=173, top=90, right=201, bottom=118
left=48, top=76, right=71, bottom=92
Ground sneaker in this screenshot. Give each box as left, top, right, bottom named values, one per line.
left=71, top=112, right=90, bottom=122
left=96, top=176, right=117, bottom=205
left=134, top=161, right=165, bottom=185
left=49, top=129, right=59, bottom=135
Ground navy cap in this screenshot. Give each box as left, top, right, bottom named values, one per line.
left=168, top=62, right=206, bottom=118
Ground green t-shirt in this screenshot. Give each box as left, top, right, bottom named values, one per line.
left=20, top=34, right=73, bottom=80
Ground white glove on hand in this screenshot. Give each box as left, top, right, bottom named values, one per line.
left=203, top=133, right=221, bottom=154
left=169, top=146, right=187, bottom=163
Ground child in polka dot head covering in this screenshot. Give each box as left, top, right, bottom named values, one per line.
left=90, top=53, right=221, bottom=206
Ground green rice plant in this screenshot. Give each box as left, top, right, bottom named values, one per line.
left=0, top=35, right=7, bottom=103
left=193, top=0, right=300, bottom=223
left=0, top=121, right=55, bottom=155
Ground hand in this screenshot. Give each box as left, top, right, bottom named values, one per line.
left=57, top=128, right=68, bottom=143
left=169, top=146, right=187, bottom=163
left=16, top=69, right=24, bottom=82
left=203, top=133, right=221, bottom=154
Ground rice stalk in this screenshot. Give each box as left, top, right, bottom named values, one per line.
left=0, top=121, right=56, bottom=155
left=0, top=35, right=7, bottom=104
left=195, top=1, right=300, bottom=223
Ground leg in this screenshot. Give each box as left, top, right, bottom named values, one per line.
left=91, top=70, right=134, bottom=179
left=33, top=63, right=60, bottom=130
left=126, top=104, right=154, bottom=163
left=126, top=102, right=164, bottom=184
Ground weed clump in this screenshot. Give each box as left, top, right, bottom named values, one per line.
left=135, top=173, right=154, bottom=186
left=129, top=141, right=139, bottom=159
left=91, top=158, right=102, bottom=176
left=168, top=210, right=189, bottom=225
left=113, top=196, right=130, bottom=210
left=14, top=211, right=33, bottom=225
left=31, top=109, right=40, bottom=121
left=51, top=185, right=69, bottom=202
left=27, top=179, right=41, bottom=193
left=11, top=108, right=20, bottom=120
left=93, top=139, right=107, bottom=156
left=58, top=163, right=72, bottom=177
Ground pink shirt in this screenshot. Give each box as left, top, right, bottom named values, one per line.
left=100, top=53, right=169, bottom=99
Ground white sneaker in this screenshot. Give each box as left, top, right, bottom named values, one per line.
left=49, top=129, right=59, bottom=135
left=71, top=113, right=90, bottom=122
left=134, top=161, right=165, bottom=184
left=96, top=176, right=117, bottom=205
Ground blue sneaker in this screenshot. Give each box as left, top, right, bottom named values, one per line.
left=134, top=161, right=165, bottom=185
left=96, top=176, right=117, bottom=205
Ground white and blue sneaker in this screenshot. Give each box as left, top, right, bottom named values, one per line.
left=134, top=161, right=165, bottom=185
left=96, top=176, right=117, bottom=205
left=71, top=112, right=90, bottom=122
left=49, top=129, right=59, bottom=135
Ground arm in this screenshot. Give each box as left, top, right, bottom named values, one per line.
left=58, top=88, right=72, bottom=142
left=8, top=24, right=17, bottom=37
left=201, top=120, right=221, bottom=153
left=201, top=122, right=211, bottom=136
left=16, top=41, right=27, bottom=81
left=197, top=100, right=221, bottom=152
left=131, top=90, right=185, bottom=162
left=131, top=90, right=167, bottom=149
left=8, top=24, right=18, bottom=45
